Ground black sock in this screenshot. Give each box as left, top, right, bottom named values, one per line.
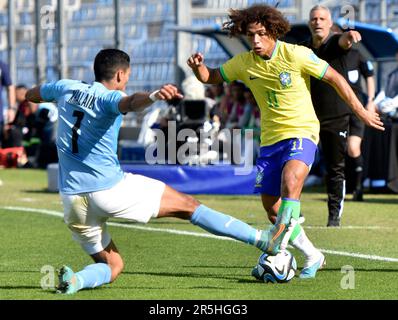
left=352, top=156, right=363, bottom=190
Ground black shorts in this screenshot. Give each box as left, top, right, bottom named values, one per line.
left=348, top=113, right=365, bottom=138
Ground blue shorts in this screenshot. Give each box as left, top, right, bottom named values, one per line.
left=254, top=138, right=317, bottom=196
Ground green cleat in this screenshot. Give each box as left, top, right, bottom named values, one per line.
left=56, top=265, right=81, bottom=295
left=256, top=207, right=295, bottom=255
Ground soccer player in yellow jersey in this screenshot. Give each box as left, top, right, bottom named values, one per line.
left=187, top=4, right=384, bottom=279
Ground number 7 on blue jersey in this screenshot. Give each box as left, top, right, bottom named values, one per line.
left=72, top=110, right=85, bottom=153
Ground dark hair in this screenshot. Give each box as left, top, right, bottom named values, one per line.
left=222, top=4, right=290, bottom=40
left=16, top=84, right=27, bottom=90
left=94, top=49, right=130, bottom=82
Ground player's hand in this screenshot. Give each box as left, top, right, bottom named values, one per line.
left=154, top=84, right=183, bottom=101
left=361, top=109, right=384, bottom=131
left=341, top=30, right=362, bottom=47
left=187, top=53, right=204, bottom=70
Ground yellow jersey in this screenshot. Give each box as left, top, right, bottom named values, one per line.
left=220, top=40, right=329, bottom=146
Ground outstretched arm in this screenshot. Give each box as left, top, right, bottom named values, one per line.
left=187, top=52, right=224, bottom=84
left=26, top=86, right=45, bottom=103
left=27, top=84, right=183, bottom=114
left=322, top=66, right=384, bottom=131
left=338, top=30, right=362, bottom=50
left=118, top=84, right=183, bottom=113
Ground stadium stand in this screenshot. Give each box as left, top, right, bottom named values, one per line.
left=3, top=1, right=398, bottom=99
left=1, top=1, right=398, bottom=164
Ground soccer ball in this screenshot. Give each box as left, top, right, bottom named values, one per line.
left=251, top=250, right=297, bottom=283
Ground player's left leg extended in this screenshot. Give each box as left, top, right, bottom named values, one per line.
left=157, top=185, right=292, bottom=255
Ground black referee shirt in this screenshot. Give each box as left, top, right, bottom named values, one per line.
left=344, top=48, right=374, bottom=101
left=303, top=33, right=363, bottom=121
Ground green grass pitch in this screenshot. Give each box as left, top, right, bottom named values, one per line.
left=0, top=169, right=397, bottom=300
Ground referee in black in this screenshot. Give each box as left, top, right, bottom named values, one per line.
left=342, top=46, right=376, bottom=202
left=304, top=5, right=367, bottom=227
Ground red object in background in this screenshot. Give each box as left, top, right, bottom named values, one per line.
left=0, top=147, right=25, bottom=168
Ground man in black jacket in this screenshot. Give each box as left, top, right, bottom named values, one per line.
left=304, top=5, right=365, bottom=226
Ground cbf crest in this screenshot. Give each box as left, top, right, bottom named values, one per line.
left=279, top=72, right=292, bottom=88
left=255, top=171, right=264, bottom=187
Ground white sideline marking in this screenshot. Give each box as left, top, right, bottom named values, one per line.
left=1, top=206, right=233, bottom=241
left=19, top=198, right=37, bottom=203
left=2, top=206, right=398, bottom=263
left=318, top=249, right=398, bottom=263
left=304, top=225, right=393, bottom=230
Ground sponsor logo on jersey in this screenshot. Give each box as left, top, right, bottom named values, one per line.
left=289, top=151, right=302, bottom=157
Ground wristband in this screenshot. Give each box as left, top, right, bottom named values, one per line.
left=149, top=90, right=160, bottom=102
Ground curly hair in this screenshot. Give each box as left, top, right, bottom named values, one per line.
left=222, top=4, right=291, bottom=40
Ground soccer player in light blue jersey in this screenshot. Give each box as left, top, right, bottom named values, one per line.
left=26, top=49, right=293, bottom=294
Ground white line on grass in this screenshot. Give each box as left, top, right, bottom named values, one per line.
left=19, top=198, right=37, bottom=202
left=2, top=206, right=398, bottom=263
left=1, top=206, right=234, bottom=242
left=304, top=225, right=393, bottom=230
left=317, top=249, right=398, bottom=263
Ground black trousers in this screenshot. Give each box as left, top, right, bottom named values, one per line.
left=319, top=115, right=350, bottom=221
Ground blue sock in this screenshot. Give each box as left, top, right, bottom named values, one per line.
left=190, top=204, right=260, bottom=245
left=75, top=263, right=112, bottom=290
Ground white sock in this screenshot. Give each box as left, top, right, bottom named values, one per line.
left=290, top=229, right=318, bottom=259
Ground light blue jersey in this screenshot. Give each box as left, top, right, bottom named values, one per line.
left=40, top=79, right=126, bottom=194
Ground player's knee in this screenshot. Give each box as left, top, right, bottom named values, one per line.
left=167, top=193, right=201, bottom=220
left=347, top=147, right=359, bottom=158
left=282, top=171, right=300, bottom=193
